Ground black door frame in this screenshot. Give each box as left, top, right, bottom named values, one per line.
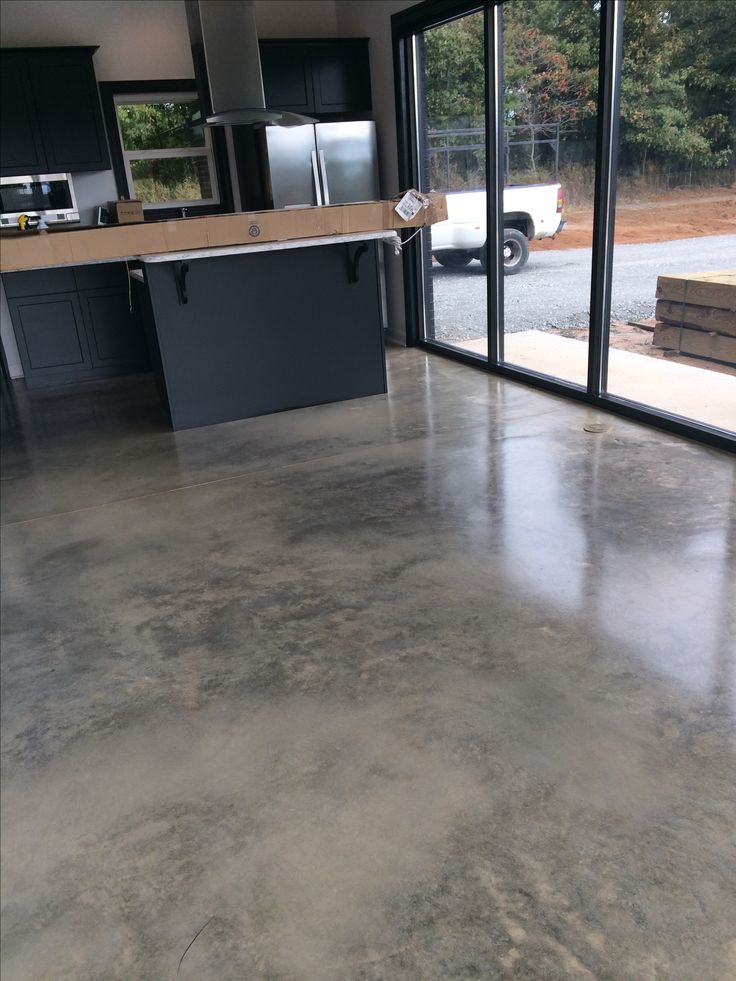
left=392, top=0, right=734, bottom=452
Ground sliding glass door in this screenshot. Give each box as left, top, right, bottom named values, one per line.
left=393, top=0, right=734, bottom=449
left=604, top=0, right=736, bottom=434
left=499, top=0, right=599, bottom=387
left=414, top=9, right=488, bottom=360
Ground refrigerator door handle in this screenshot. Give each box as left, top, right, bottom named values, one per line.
left=318, top=149, right=330, bottom=205
left=311, top=150, right=323, bottom=207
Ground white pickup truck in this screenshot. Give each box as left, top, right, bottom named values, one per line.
left=431, top=183, right=565, bottom=275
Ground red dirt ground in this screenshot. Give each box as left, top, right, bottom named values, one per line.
left=531, top=187, right=736, bottom=251
left=539, top=188, right=736, bottom=376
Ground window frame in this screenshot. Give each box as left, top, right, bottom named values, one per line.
left=100, top=79, right=233, bottom=220
left=112, top=91, right=220, bottom=211
left=392, top=0, right=734, bottom=452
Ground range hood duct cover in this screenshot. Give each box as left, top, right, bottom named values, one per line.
left=185, top=0, right=315, bottom=126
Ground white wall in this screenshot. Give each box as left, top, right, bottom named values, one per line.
left=254, top=0, right=337, bottom=37
left=0, top=0, right=194, bottom=79
left=0, top=0, right=339, bottom=75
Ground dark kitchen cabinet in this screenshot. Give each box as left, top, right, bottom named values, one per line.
left=0, top=58, right=47, bottom=175
left=311, top=42, right=372, bottom=114
left=80, top=288, right=148, bottom=369
left=0, top=47, right=110, bottom=177
left=259, top=39, right=371, bottom=116
left=7, top=292, right=90, bottom=387
left=2, top=263, right=149, bottom=389
left=259, top=43, right=314, bottom=115
left=139, top=241, right=386, bottom=430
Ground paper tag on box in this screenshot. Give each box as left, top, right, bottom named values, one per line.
left=394, top=189, right=426, bottom=222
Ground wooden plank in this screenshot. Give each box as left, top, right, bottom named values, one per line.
left=655, top=299, right=736, bottom=337
left=653, top=322, right=736, bottom=365
left=656, top=270, right=736, bottom=310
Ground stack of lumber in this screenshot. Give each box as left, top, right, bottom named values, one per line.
left=653, top=270, right=736, bottom=367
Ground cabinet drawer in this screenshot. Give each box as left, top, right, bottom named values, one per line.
left=2, top=267, right=77, bottom=298
left=74, top=262, right=130, bottom=291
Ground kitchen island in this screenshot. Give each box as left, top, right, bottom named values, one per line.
left=133, top=230, right=397, bottom=430
left=1, top=197, right=447, bottom=427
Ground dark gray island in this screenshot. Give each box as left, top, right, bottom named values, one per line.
left=134, top=230, right=395, bottom=430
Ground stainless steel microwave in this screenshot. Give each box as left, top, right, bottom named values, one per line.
left=0, top=173, right=80, bottom=226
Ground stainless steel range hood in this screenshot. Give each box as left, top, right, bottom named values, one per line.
left=185, top=0, right=315, bottom=126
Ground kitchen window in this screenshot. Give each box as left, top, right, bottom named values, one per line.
left=112, top=92, right=219, bottom=210
left=100, top=80, right=232, bottom=218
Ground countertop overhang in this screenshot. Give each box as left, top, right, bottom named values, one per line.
left=138, top=229, right=401, bottom=264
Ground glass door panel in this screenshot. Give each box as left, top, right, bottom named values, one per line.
left=415, top=10, right=488, bottom=360
left=605, top=0, right=736, bottom=434
left=499, top=0, right=601, bottom=386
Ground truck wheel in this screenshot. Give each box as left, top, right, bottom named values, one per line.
left=502, top=229, right=529, bottom=275
left=435, top=250, right=473, bottom=268
left=479, top=230, right=530, bottom=275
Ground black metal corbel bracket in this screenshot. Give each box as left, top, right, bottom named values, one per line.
left=174, top=261, right=190, bottom=305
left=345, top=242, right=369, bottom=284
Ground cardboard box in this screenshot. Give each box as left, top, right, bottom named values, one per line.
left=107, top=199, right=144, bottom=224
left=68, top=222, right=168, bottom=264
left=0, top=195, right=448, bottom=272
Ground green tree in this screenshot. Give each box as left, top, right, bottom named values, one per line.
left=619, top=0, right=731, bottom=172
left=117, top=101, right=204, bottom=151
left=421, top=11, right=485, bottom=127
left=420, top=0, right=734, bottom=184
left=669, top=0, right=736, bottom=167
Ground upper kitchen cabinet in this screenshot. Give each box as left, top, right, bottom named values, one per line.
left=259, top=42, right=314, bottom=116
left=0, top=57, right=47, bottom=175
left=259, top=39, right=371, bottom=117
left=0, top=48, right=110, bottom=177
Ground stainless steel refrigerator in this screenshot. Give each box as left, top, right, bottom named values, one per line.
left=261, top=121, right=380, bottom=209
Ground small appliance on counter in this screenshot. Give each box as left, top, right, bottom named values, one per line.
left=0, top=173, right=80, bottom=226
left=15, top=214, right=44, bottom=231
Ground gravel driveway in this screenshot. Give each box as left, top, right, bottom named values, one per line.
left=429, top=234, right=736, bottom=341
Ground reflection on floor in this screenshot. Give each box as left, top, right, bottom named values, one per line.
left=2, top=349, right=735, bottom=979
left=458, top=331, right=736, bottom=432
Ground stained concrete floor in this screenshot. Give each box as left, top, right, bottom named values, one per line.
left=1, top=348, right=735, bottom=980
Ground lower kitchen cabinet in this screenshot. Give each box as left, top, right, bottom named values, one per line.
left=79, top=288, right=149, bottom=368
left=136, top=240, right=387, bottom=430
left=3, top=263, right=150, bottom=389
left=8, top=292, right=89, bottom=385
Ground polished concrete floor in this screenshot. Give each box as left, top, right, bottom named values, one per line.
left=1, top=349, right=735, bottom=980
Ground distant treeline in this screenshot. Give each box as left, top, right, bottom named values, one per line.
left=423, top=0, right=735, bottom=179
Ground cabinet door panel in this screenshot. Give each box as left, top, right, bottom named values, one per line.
left=80, top=288, right=148, bottom=368
left=259, top=42, right=314, bottom=113
left=311, top=42, right=371, bottom=114
left=9, top=293, right=89, bottom=374
left=30, top=56, right=110, bottom=173
left=0, top=59, right=47, bottom=175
